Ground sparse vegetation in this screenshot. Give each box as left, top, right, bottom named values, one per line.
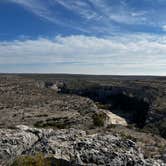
left=158, top=144, right=166, bottom=155
left=35, top=114, right=48, bottom=118
left=11, top=153, right=51, bottom=166
left=143, top=119, right=166, bottom=139
left=0, top=74, right=165, bottom=165
left=158, top=119, right=166, bottom=138
left=92, top=112, right=107, bottom=127
left=119, top=132, right=137, bottom=142
left=63, top=79, right=100, bottom=91
left=34, top=117, right=68, bottom=129
left=95, top=102, right=111, bottom=110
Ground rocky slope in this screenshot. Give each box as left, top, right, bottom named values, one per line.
left=0, top=75, right=98, bottom=130
left=0, top=125, right=165, bottom=166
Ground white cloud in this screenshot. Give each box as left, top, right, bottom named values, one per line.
left=0, top=34, right=166, bottom=75
left=162, top=25, right=166, bottom=31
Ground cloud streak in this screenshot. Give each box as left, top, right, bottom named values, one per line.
left=0, top=34, right=166, bottom=75
left=7, top=0, right=166, bottom=34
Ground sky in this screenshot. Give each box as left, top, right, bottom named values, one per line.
left=0, top=0, right=166, bottom=75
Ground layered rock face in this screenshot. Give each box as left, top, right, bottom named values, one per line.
left=0, top=125, right=165, bottom=166
left=55, top=77, right=166, bottom=132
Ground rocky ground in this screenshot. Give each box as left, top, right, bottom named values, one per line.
left=0, top=125, right=165, bottom=166
left=0, top=75, right=97, bottom=130
left=0, top=74, right=166, bottom=165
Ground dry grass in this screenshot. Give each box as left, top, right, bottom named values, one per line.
left=11, top=153, right=51, bottom=166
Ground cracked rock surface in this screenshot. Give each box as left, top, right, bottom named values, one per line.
left=0, top=125, right=165, bottom=166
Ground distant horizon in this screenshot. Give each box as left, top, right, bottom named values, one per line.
left=0, top=0, right=166, bottom=75
left=0, top=72, right=165, bottom=77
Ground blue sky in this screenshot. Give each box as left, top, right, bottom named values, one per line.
left=0, top=0, right=166, bottom=75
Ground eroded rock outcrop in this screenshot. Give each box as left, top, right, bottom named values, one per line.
left=0, top=126, right=38, bottom=165
left=59, top=83, right=151, bottom=127
left=0, top=125, right=165, bottom=165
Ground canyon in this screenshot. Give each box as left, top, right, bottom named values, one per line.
left=0, top=74, right=166, bottom=165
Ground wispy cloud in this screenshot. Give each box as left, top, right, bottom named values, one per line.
left=55, top=0, right=98, bottom=20
left=9, top=0, right=51, bottom=20
left=0, top=34, right=166, bottom=75
left=8, top=0, right=166, bottom=34
left=8, top=0, right=69, bottom=27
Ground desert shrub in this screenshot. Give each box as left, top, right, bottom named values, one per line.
left=142, top=124, right=160, bottom=135
left=119, top=132, right=137, bottom=142
left=158, top=144, right=166, bottom=154
left=34, top=118, right=67, bottom=129
left=92, top=112, right=107, bottom=127
left=143, top=119, right=166, bottom=139
left=35, top=114, right=48, bottom=118
left=34, top=121, right=44, bottom=128
left=11, top=153, right=51, bottom=166
left=66, top=79, right=100, bottom=90
left=106, top=124, right=116, bottom=129
left=127, top=124, right=136, bottom=130
left=95, top=102, right=110, bottom=110
left=158, top=119, right=166, bottom=138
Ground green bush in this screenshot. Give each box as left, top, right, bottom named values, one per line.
left=143, top=119, right=166, bottom=139
left=119, top=132, right=137, bottom=142
left=95, top=102, right=111, bottom=110
left=158, top=119, right=166, bottom=138
left=92, top=112, right=106, bottom=127
left=34, top=117, right=68, bottom=129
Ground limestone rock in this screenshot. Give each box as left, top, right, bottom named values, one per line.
left=0, top=126, right=165, bottom=165
left=0, top=126, right=38, bottom=165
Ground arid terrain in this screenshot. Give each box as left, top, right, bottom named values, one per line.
left=0, top=74, right=166, bottom=165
